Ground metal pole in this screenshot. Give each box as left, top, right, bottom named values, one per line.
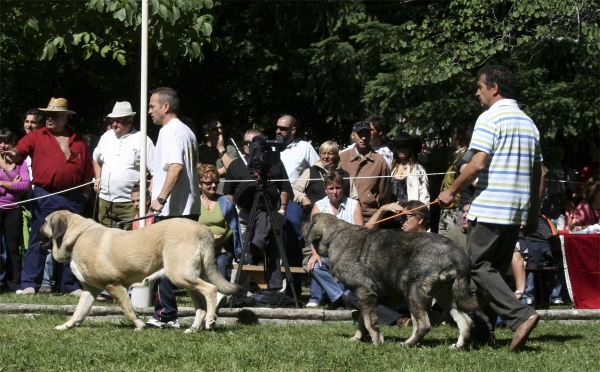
left=131, top=0, right=152, bottom=308
left=139, top=0, right=149, bottom=228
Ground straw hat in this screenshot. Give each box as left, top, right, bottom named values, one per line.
left=39, top=97, right=76, bottom=114
left=107, top=101, right=136, bottom=118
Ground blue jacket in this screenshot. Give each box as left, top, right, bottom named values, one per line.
left=216, top=194, right=244, bottom=258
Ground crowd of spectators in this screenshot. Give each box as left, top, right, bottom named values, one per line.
left=1, top=75, right=598, bottom=348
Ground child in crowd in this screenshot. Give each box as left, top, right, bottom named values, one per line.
left=131, top=184, right=154, bottom=230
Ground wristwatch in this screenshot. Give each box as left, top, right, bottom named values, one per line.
left=219, top=149, right=227, bottom=158
left=157, top=197, right=167, bottom=205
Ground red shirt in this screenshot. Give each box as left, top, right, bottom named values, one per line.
left=15, top=127, right=94, bottom=192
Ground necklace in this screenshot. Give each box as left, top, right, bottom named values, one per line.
left=202, top=195, right=216, bottom=211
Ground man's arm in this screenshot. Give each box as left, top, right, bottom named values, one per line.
left=2, top=148, right=25, bottom=165
left=150, top=163, right=183, bottom=212
left=524, top=161, right=544, bottom=235
left=438, top=150, right=488, bottom=206
left=216, top=139, right=236, bottom=176
left=93, top=160, right=102, bottom=193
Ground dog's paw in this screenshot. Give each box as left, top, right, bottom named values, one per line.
left=184, top=326, right=198, bottom=334
left=372, top=334, right=384, bottom=346
left=134, top=320, right=145, bottom=331
left=449, top=343, right=464, bottom=350
left=204, top=316, right=217, bottom=330
left=54, top=324, right=70, bottom=331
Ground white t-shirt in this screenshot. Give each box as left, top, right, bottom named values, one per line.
left=153, top=118, right=200, bottom=216
left=280, top=139, right=319, bottom=185
left=93, top=129, right=155, bottom=202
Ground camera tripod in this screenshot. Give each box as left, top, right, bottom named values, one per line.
left=232, top=172, right=300, bottom=308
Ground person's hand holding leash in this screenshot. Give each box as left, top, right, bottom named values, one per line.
left=437, top=190, right=455, bottom=207
left=149, top=198, right=164, bottom=213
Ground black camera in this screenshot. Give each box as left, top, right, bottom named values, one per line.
left=247, top=135, right=285, bottom=171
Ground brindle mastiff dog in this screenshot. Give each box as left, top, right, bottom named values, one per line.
left=39, top=210, right=244, bottom=333
left=304, top=213, right=491, bottom=349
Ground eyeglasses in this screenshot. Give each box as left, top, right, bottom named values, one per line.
left=276, top=125, right=291, bottom=131
left=46, top=113, right=66, bottom=121
left=399, top=214, right=415, bottom=223
left=112, top=117, right=130, bottom=124
left=201, top=180, right=219, bottom=185
left=210, top=126, right=223, bottom=132
left=243, top=141, right=252, bottom=146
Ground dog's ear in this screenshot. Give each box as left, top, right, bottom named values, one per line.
left=51, top=214, right=69, bottom=240
left=304, top=214, right=323, bottom=244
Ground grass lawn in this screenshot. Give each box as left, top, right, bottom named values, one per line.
left=0, top=292, right=598, bottom=372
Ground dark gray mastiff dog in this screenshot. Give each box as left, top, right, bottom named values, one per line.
left=304, top=213, right=491, bottom=349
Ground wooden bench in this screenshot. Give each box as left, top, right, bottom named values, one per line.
left=232, top=263, right=306, bottom=290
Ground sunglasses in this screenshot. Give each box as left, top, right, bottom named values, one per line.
left=243, top=141, right=252, bottom=146
left=276, top=125, right=291, bottom=131
left=111, top=117, right=130, bottom=124
left=399, top=214, right=415, bottom=223
left=201, top=180, right=220, bottom=185
left=210, top=126, right=223, bottom=132
left=46, top=112, right=67, bottom=121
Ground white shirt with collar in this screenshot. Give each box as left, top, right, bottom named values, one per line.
left=280, top=139, right=319, bottom=185
left=93, top=128, right=155, bottom=202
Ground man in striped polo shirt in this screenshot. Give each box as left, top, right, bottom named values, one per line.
left=439, top=65, right=543, bottom=351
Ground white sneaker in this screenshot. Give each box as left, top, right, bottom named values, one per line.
left=306, top=302, right=320, bottom=308
left=551, top=299, right=564, bottom=305
left=20, top=287, right=36, bottom=295
left=145, top=317, right=181, bottom=329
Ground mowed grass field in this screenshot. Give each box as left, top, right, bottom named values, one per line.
left=1, top=294, right=599, bottom=372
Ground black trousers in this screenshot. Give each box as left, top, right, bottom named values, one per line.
left=1, top=208, right=23, bottom=291
left=467, top=219, right=536, bottom=331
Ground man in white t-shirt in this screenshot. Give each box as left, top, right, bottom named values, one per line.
left=276, top=115, right=318, bottom=185
left=146, top=87, right=200, bottom=329
left=93, top=101, right=155, bottom=229
left=276, top=115, right=319, bottom=251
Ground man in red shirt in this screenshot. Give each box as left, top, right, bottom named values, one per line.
left=4, top=97, right=93, bottom=295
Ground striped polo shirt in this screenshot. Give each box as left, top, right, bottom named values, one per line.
left=468, top=99, right=542, bottom=225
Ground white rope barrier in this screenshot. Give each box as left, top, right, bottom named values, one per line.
left=0, top=180, right=94, bottom=208
left=0, top=174, right=583, bottom=209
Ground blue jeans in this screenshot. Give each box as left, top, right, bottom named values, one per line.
left=523, top=268, right=563, bottom=303
left=308, top=277, right=324, bottom=304
left=310, top=257, right=344, bottom=304
left=152, top=214, right=199, bottom=322
left=42, top=253, right=54, bottom=288
left=216, top=251, right=233, bottom=280
left=21, top=187, right=86, bottom=293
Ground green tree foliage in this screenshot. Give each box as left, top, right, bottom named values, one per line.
left=1, top=0, right=597, bottom=171
left=1, top=0, right=215, bottom=65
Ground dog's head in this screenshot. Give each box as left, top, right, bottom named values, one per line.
left=39, top=211, right=73, bottom=262
left=303, top=213, right=340, bottom=256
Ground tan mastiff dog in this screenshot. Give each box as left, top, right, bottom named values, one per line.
left=39, top=210, right=244, bottom=333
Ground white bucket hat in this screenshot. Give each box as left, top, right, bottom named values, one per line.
left=107, top=101, right=136, bottom=118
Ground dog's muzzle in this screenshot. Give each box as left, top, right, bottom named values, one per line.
left=38, top=224, right=52, bottom=250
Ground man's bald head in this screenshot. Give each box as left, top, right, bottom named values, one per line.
left=276, top=115, right=297, bottom=145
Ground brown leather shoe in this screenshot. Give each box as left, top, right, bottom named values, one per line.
left=509, top=313, right=540, bottom=351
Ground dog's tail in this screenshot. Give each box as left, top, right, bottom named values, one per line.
left=201, top=238, right=246, bottom=297
left=453, top=273, right=493, bottom=333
